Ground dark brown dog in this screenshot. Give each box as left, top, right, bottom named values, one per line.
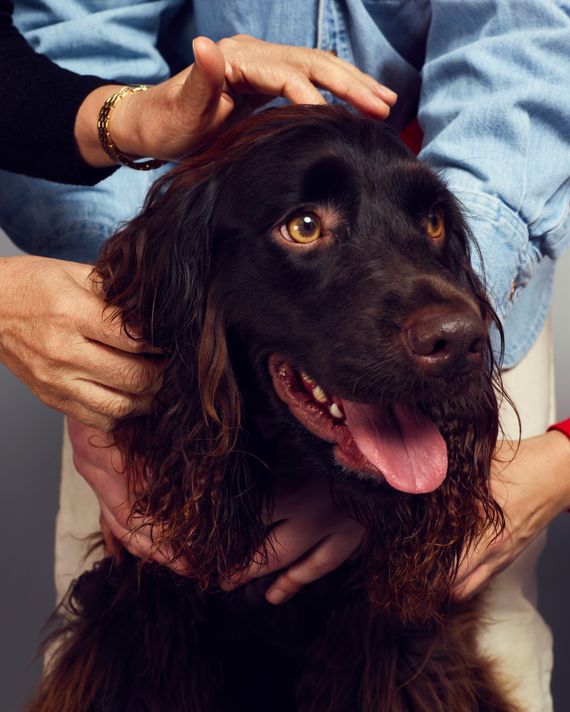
left=30, top=106, right=519, bottom=712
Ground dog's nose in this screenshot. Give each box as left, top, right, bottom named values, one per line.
left=403, top=308, right=486, bottom=378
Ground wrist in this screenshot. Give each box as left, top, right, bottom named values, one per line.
left=75, top=85, right=153, bottom=168
left=75, top=85, right=125, bottom=167
left=75, top=84, right=167, bottom=170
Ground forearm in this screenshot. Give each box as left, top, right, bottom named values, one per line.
left=0, top=3, right=117, bottom=184
left=454, top=427, right=570, bottom=598
left=530, top=430, right=570, bottom=520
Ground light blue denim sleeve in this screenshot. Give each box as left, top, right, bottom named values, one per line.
left=0, top=0, right=182, bottom=263
left=418, top=0, right=570, bottom=364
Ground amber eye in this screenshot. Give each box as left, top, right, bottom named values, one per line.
left=285, top=212, right=323, bottom=243
left=422, top=208, right=445, bottom=240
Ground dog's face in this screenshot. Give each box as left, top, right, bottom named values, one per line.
left=206, top=113, right=493, bottom=496
left=98, top=106, right=504, bottom=623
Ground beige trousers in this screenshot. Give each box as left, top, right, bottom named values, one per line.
left=54, top=320, right=556, bottom=711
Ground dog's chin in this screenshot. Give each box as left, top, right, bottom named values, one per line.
left=268, top=354, right=450, bottom=495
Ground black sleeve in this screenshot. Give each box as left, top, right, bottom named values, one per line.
left=0, top=0, right=117, bottom=185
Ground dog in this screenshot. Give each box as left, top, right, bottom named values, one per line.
left=29, top=105, right=519, bottom=712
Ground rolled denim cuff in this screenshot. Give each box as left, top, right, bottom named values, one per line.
left=438, top=182, right=556, bottom=369
left=442, top=185, right=530, bottom=321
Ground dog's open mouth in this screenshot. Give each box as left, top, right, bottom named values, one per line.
left=268, top=355, right=448, bottom=494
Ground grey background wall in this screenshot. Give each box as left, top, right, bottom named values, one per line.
left=0, top=230, right=569, bottom=711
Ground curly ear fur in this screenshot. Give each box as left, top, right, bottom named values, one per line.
left=94, top=106, right=375, bottom=582
left=95, top=166, right=267, bottom=585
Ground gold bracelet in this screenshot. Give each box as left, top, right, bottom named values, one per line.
left=97, top=85, right=166, bottom=171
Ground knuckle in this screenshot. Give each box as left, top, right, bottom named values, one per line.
left=29, top=355, right=58, bottom=387
left=218, top=36, right=241, bottom=54
left=48, top=291, right=73, bottom=323
left=39, top=391, right=61, bottom=411
left=89, top=407, right=116, bottom=431
left=282, top=569, right=306, bottom=589
left=103, top=395, right=133, bottom=420
left=122, top=361, right=153, bottom=394
left=93, top=414, right=114, bottom=432
left=305, top=551, right=335, bottom=578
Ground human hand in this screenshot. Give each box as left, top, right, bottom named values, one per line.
left=67, top=417, right=188, bottom=570
left=77, top=35, right=397, bottom=166
left=224, top=474, right=364, bottom=604
left=0, top=256, right=163, bottom=430
left=453, top=431, right=570, bottom=599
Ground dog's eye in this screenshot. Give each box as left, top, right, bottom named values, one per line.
left=422, top=209, right=445, bottom=241
left=284, top=213, right=323, bottom=243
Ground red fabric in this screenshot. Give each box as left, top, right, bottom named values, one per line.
left=547, top=418, right=570, bottom=440
left=400, top=118, right=423, bottom=156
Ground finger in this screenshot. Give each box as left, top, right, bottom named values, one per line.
left=265, top=535, right=351, bottom=605
left=276, top=73, right=328, bottom=106
left=318, top=50, right=397, bottom=105
left=56, top=399, right=114, bottom=432
left=453, top=563, right=494, bottom=601
left=61, top=382, right=154, bottom=430
left=230, top=59, right=390, bottom=119
left=99, top=510, right=123, bottom=559
left=222, top=520, right=328, bottom=588
left=454, top=529, right=508, bottom=589
left=74, top=342, right=165, bottom=396
left=58, top=394, right=148, bottom=431
left=79, top=298, right=162, bottom=355
left=79, top=447, right=187, bottom=574
left=99, top=499, right=159, bottom=560
left=226, top=60, right=328, bottom=106
left=98, top=499, right=187, bottom=574
left=277, top=46, right=394, bottom=116
left=189, top=36, right=228, bottom=115
left=306, top=58, right=392, bottom=118
left=221, top=38, right=394, bottom=117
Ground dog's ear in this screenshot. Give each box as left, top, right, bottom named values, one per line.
left=95, top=167, right=267, bottom=586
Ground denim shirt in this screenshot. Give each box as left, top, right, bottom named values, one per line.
left=2, top=0, right=570, bottom=367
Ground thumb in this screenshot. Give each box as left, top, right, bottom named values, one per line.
left=182, top=36, right=228, bottom=120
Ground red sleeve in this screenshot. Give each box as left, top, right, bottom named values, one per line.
left=547, top=418, right=570, bottom=440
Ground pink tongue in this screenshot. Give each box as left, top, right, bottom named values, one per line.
left=341, top=401, right=448, bottom=494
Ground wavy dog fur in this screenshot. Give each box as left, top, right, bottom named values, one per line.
left=30, top=106, right=519, bottom=712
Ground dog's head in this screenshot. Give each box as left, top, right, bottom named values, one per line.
left=98, top=106, right=505, bottom=623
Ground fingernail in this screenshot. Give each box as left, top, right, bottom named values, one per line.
left=378, top=87, right=398, bottom=103
left=192, top=39, right=202, bottom=67
left=266, top=588, right=289, bottom=605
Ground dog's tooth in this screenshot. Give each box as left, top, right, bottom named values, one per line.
left=300, top=370, right=313, bottom=384
left=312, top=385, right=328, bottom=404
left=329, top=403, right=344, bottom=420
